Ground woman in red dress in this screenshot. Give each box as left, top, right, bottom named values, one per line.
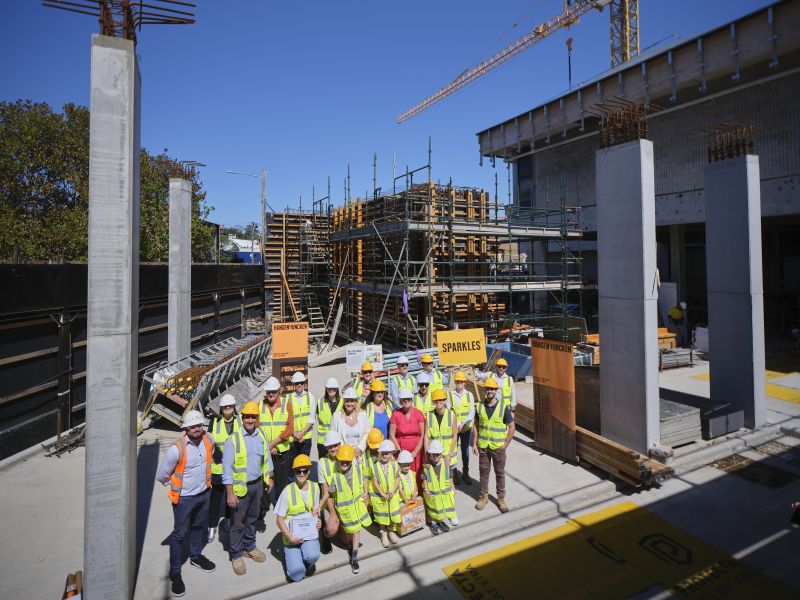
left=389, top=388, right=426, bottom=487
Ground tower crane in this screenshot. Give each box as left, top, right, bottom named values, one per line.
left=397, top=0, right=639, bottom=124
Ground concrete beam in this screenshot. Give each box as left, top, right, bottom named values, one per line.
left=596, top=139, right=660, bottom=453
left=705, top=155, right=766, bottom=428
left=85, top=34, right=140, bottom=599
left=168, top=178, right=192, bottom=363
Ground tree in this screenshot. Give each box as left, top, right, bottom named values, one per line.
left=0, top=99, right=215, bottom=262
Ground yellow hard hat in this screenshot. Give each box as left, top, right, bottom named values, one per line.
left=432, top=389, right=448, bottom=401
left=292, top=454, right=312, bottom=470
left=421, top=353, right=434, bottom=364
left=454, top=371, right=467, bottom=382
left=484, top=377, right=499, bottom=389
left=496, top=358, right=509, bottom=367
left=241, top=401, right=260, bottom=415
left=361, top=361, right=374, bottom=372
left=370, top=379, right=386, bottom=392
left=337, top=444, right=355, bottom=462
left=367, top=428, right=384, bottom=450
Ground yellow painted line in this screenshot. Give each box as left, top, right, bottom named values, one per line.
left=443, top=501, right=796, bottom=599
left=691, top=370, right=788, bottom=382
left=690, top=371, right=800, bottom=403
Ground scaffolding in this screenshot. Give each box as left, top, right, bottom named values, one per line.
left=328, top=157, right=583, bottom=350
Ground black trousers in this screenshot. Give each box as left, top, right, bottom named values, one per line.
left=208, top=475, right=230, bottom=527
left=262, top=449, right=290, bottom=515
left=287, top=438, right=313, bottom=480
left=459, top=429, right=473, bottom=473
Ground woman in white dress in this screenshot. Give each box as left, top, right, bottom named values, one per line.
left=330, top=387, right=369, bottom=463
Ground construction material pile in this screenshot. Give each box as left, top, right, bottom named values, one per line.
left=577, top=426, right=673, bottom=487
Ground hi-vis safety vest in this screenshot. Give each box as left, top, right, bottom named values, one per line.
left=333, top=463, right=372, bottom=533
left=211, top=416, right=242, bottom=475
left=391, top=374, right=416, bottom=399
left=426, top=369, right=444, bottom=394
left=230, top=428, right=271, bottom=497
left=286, top=391, right=314, bottom=441
left=352, top=377, right=371, bottom=398
left=317, top=455, right=339, bottom=487
left=317, top=398, right=343, bottom=438
left=365, top=401, right=392, bottom=428
left=168, top=434, right=213, bottom=505
left=260, top=397, right=291, bottom=453
left=449, top=390, right=474, bottom=426
left=499, top=374, right=514, bottom=409
left=282, top=481, right=320, bottom=545
left=477, top=402, right=509, bottom=451
left=398, top=469, right=418, bottom=499
left=423, top=462, right=456, bottom=521
left=369, top=460, right=401, bottom=525
left=414, top=393, right=434, bottom=413
left=426, top=409, right=458, bottom=467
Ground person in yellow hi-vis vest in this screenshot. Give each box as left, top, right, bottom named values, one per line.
left=223, top=402, right=274, bottom=576
left=316, top=431, right=342, bottom=555
left=449, top=371, right=476, bottom=485
left=414, top=372, right=434, bottom=412
left=275, top=454, right=322, bottom=582
left=285, top=371, right=316, bottom=473
left=424, top=389, right=458, bottom=477
left=420, top=353, right=446, bottom=394
left=328, top=444, right=372, bottom=573
left=350, top=361, right=374, bottom=399
left=208, top=394, right=242, bottom=543
left=258, top=376, right=294, bottom=518
left=422, top=440, right=458, bottom=535
left=389, top=355, right=417, bottom=408
left=472, top=377, right=515, bottom=514
left=494, top=358, right=516, bottom=412
left=370, top=439, right=402, bottom=548
left=397, top=449, right=418, bottom=504
left=316, top=377, right=342, bottom=459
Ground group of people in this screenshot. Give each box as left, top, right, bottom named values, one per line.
left=156, top=355, right=516, bottom=597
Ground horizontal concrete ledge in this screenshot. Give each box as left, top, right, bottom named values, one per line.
left=245, top=479, right=618, bottom=600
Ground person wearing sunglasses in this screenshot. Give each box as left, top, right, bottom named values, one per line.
left=493, top=358, right=516, bottom=411
left=328, top=444, right=371, bottom=573
left=389, top=355, right=416, bottom=408
left=156, top=410, right=216, bottom=597
left=275, top=454, right=322, bottom=582
left=414, top=373, right=434, bottom=413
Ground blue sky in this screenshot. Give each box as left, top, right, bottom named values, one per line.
left=2, top=0, right=773, bottom=227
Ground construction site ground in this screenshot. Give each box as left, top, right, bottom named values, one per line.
left=2, top=359, right=800, bottom=599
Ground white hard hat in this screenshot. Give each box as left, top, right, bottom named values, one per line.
left=398, top=388, right=413, bottom=400
left=417, top=373, right=432, bottom=385
left=325, top=377, right=340, bottom=389
left=379, top=440, right=396, bottom=453
left=291, top=371, right=307, bottom=384
left=263, top=376, right=281, bottom=392
left=396, top=355, right=409, bottom=365
left=397, top=450, right=413, bottom=464
left=343, top=388, right=358, bottom=400
left=323, top=431, right=342, bottom=446
left=181, top=410, right=205, bottom=429
left=218, top=394, right=237, bottom=408
left=427, top=440, right=444, bottom=454
left=679, top=301, right=687, bottom=309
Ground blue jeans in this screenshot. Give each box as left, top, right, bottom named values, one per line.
left=284, top=539, right=320, bottom=582
left=166, top=489, right=210, bottom=576
left=459, top=428, right=473, bottom=473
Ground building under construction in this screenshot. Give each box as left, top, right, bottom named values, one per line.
left=263, top=163, right=584, bottom=350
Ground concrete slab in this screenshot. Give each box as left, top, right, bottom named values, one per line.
left=770, top=373, right=800, bottom=391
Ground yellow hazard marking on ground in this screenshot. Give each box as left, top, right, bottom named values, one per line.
left=690, top=371, right=800, bottom=403
left=443, top=501, right=796, bottom=600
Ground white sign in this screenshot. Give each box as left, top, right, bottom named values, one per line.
left=346, top=344, right=384, bottom=373
left=288, top=513, right=319, bottom=541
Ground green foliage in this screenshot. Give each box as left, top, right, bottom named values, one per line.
left=0, top=99, right=215, bottom=262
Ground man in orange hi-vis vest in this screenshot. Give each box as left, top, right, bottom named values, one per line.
left=156, top=410, right=217, bottom=597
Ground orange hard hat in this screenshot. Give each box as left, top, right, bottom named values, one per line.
left=241, top=401, right=260, bottom=415
left=367, top=428, right=384, bottom=450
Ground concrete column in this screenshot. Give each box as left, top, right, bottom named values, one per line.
left=168, top=178, right=192, bottom=362
left=85, top=35, right=140, bottom=599
left=669, top=224, right=686, bottom=300
left=596, top=139, right=660, bottom=453
left=705, top=155, right=766, bottom=428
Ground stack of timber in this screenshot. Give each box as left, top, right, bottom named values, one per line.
left=659, top=398, right=701, bottom=447
left=657, top=327, right=678, bottom=350
left=577, top=426, right=673, bottom=487
left=659, top=348, right=694, bottom=370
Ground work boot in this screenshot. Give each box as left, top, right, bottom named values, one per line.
left=453, top=470, right=461, bottom=485
left=169, top=574, right=185, bottom=597
left=439, top=520, right=450, bottom=533
left=475, top=492, right=489, bottom=511
left=462, top=471, right=473, bottom=485
left=380, top=530, right=390, bottom=548
left=189, top=555, right=216, bottom=572
left=388, top=530, right=399, bottom=544
left=497, top=498, right=509, bottom=513
left=244, top=548, right=266, bottom=563
left=231, top=557, right=246, bottom=576
left=306, top=563, right=317, bottom=577
left=320, top=535, right=333, bottom=555
left=207, top=527, right=217, bottom=543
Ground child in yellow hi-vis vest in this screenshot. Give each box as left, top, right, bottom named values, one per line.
left=421, top=440, right=458, bottom=535
left=370, top=440, right=401, bottom=547
left=397, top=450, right=418, bottom=502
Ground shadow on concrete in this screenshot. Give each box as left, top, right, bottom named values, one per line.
left=135, top=441, right=160, bottom=581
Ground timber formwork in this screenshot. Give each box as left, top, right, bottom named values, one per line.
left=264, top=210, right=331, bottom=325
left=330, top=181, right=582, bottom=349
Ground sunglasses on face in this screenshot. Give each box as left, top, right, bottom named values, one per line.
left=497, top=365, right=506, bottom=369
left=243, top=414, right=258, bottom=419
left=295, top=468, right=310, bottom=475
left=339, top=461, right=352, bottom=466
left=186, top=424, right=203, bottom=430
left=267, top=391, right=279, bottom=395
left=401, top=398, right=412, bottom=403
left=418, top=384, right=429, bottom=388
